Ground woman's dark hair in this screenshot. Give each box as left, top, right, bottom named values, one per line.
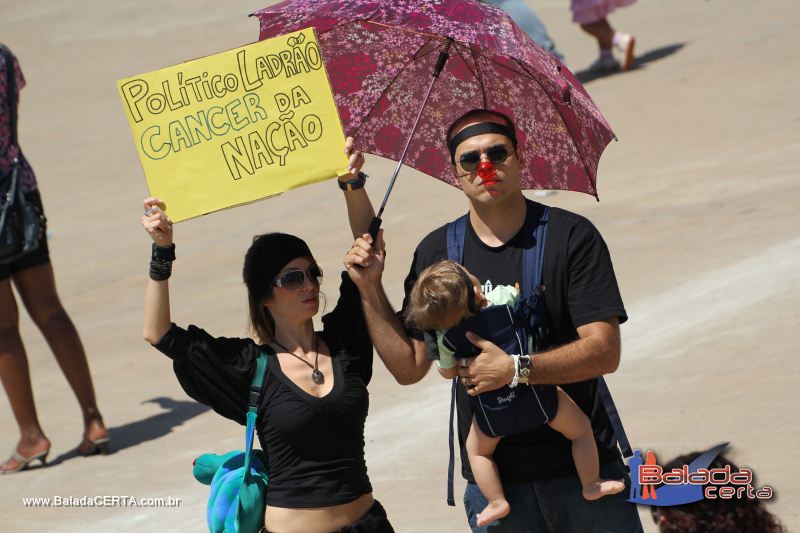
left=654, top=452, right=785, bottom=533
left=242, top=233, right=312, bottom=343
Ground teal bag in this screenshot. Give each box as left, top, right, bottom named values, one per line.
left=193, top=352, right=269, bottom=533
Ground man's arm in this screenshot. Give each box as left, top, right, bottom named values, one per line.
left=344, top=233, right=432, bottom=385
left=459, top=317, right=620, bottom=396
left=358, top=284, right=432, bottom=385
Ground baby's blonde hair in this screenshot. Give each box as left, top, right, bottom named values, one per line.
left=406, top=260, right=476, bottom=331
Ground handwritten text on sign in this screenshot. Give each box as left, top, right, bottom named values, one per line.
left=118, top=29, right=348, bottom=222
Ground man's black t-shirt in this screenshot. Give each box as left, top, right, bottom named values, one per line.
left=401, top=201, right=628, bottom=481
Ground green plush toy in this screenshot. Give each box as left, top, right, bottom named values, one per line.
left=193, top=450, right=269, bottom=533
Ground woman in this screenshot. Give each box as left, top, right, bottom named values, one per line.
left=141, top=140, right=423, bottom=532
left=1, top=44, right=108, bottom=473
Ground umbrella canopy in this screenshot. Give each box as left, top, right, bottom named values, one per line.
left=253, top=0, right=615, bottom=198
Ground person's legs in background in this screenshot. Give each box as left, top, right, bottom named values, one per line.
left=12, top=262, right=108, bottom=456
left=573, top=1, right=636, bottom=71
left=0, top=275, right=52, bottom=473
left=580, top=18, right=635, bottom=71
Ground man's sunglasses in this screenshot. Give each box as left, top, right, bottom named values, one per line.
left=457, top=144, right=514, bottom=173
left=272, top=265, right=323, bottom=291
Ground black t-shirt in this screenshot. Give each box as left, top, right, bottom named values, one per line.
left=401, top=201, right=628, bottom=481
left=154, top=273, right=374, bottom=508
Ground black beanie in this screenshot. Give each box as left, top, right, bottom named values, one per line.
left=243, top=233, right=313, bottom=302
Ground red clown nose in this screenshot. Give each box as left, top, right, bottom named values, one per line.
left=477, top=161, right=497, bottom=183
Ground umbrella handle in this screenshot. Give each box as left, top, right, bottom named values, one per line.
left=368, top=216, right=382, bottom=243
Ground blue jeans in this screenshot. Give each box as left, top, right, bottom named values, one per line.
left=484, top=0, right=564, bottom=61
left=464, top=460, right=643, bottom=532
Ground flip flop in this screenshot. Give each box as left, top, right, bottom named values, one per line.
left=0, top=449, right=50, bottom=474
left=77, top=436, right=110, bottom=457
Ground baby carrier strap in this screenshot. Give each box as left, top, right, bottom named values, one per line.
left=597, top=378, right=632, bottom=458
left=444, top=214, right=466, bottom=506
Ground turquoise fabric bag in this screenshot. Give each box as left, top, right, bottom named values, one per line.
left=193, top=352, right=269, bottom=533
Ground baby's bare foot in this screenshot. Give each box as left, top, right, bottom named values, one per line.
left=583, top=478, right=626, bottom=501
left=476, top=500, right=510, bottom=527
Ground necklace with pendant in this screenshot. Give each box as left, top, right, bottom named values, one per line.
left=273, top=335, right=324, bottom=385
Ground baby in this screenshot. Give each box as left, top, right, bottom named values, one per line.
left=406, top=260, right=624, bottom=526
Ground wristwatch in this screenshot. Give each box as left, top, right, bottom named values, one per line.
left=518, top=355, right=532, bottom=385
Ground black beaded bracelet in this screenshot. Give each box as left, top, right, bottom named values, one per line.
left=150, top=243, right=175, bottom=281
left=152, top=243, right=176, bottom=262
left=338, top=171, right=368, bottom=191
left=149, top=261, right=172, bottom=281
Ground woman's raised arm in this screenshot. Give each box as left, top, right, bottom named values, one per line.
left=338, top=137, right=375, bottom=239
left=141, top=197, right=174, bottom=344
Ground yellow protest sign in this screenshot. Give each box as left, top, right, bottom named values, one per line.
left=118, top=29, right=348, bottom=222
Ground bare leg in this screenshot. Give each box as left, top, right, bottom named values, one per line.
left=466, top=417, right=510, bottom=526
left=12, top=264, right=107, bottom=452
left=0, top=278, right=51, bottom=472
left=579, top=18, right=615, bottom=50
left=547, top=388, right=625, bottom=500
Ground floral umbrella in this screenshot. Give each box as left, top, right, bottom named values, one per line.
left=253, top=0, right=616, bottom=228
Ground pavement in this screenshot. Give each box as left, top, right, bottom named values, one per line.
left=1, top=0, right=798, bottom=531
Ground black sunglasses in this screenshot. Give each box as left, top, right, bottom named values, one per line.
left=457, top=144, right=514, bottom=173
left=272, top=265, right=323, bottom=291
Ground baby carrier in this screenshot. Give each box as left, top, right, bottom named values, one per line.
left=442, top=200, right=633, bottom=506
left=442, top=222, right=556, bottom=440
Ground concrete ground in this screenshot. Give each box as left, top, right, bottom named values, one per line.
left=1, top=0, right=797, bottom=531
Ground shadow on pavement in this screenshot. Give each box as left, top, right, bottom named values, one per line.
left=574, top=43, right=687, bottom=84
left=47, top=397, right=209, bottom=466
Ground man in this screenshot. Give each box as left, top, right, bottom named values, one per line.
left=381, top=108, right=643, bottom=531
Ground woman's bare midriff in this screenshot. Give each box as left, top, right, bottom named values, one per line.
left=264, top=493, right=375, bottom=533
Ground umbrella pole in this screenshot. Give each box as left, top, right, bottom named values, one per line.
left=368, top=38, right=453, bottom=241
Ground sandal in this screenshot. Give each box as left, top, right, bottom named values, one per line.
left=77, top=436, right=110, bottom=457
left=1, top=448, right=50, bottom=474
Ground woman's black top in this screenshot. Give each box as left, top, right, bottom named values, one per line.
left=154, top=273, right=374, bottom=508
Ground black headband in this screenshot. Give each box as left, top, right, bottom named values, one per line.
left=448, top=122, right=518, bottom=163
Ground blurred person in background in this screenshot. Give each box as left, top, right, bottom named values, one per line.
left=483, top=0, right=565, bottom=62
left=652, top=452, right=785, bottom=533
left=570, top=0, right=637, bottom=71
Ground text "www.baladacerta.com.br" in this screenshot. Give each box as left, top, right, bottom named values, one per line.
left=22, top=495, right=182, bottom=508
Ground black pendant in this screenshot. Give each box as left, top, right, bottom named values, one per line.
left=311, top=369, right=324, bottom=385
